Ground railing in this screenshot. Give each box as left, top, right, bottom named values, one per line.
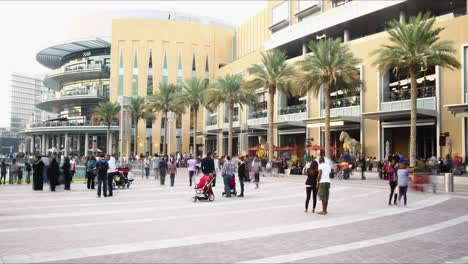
left=27, top=120, right=117, bottom=128
left=249, top=110, right=267, bottom=119
left=47, top=64, right=109, bottom=77
left=206, top=118, right=217, bottom=126
left=224, top=115, right=239, bottom=123
left=383, top=86, right=435, bottom=102
left=279, top=104, right=306, bottom=115
left=326, top=96, right=360, bottom=109
left=42, top=87, right=109, bottom=102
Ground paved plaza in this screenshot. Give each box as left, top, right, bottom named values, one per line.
left=0, top=170, right=468, bottom=263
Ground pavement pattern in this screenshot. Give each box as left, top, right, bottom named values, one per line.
left=0, top=170, right=467, bottom=263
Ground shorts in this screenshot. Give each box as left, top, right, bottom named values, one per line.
left=318, top=182, right=330, bottom=201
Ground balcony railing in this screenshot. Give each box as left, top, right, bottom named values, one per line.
left=383, top=86, right=435, bottom=102
left=224, top=115, right=239, bottom=123
left=41, top=87, right=108, bottom=102
left=249, top=110, right=267, bottom=119
left=27, top=120, right=117, bottom=129
left=206, top=118, right=217, bottom=126
left=279, top=104, right=306, bottom=115
left=324, top=96, right=360, bottom=109
left=47, top=64, right=109, bottom=77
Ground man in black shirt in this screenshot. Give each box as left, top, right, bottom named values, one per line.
left=201, top=153, right=216, bottom=186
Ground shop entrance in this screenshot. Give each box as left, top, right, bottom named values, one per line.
left=383, top=125, right=436, bottom=159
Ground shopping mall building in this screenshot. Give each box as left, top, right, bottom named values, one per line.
left=22, top=0, right=468, bottom=160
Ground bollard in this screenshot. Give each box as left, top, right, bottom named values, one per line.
left=444, top=173, right=454, bottom=192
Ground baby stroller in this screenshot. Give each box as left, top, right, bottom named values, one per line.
left=114, top=166, right=134, bottom=189
left=222, top=176, right=237, bottom=196
left=192, top=175, right=215, bottom=202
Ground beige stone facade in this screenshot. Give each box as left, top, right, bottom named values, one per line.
left=110, top=0, right=468, bottom=160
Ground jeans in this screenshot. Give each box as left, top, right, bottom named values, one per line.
left=107, top=173, right=115, bottom=196
left=87, top=171, right=95, bottom=189
left=159, top=168, right=166, bottom=185
left=398, top=186, right=408, bottom=205
left=145, top=167, right=150, bottom=178
left=389, top=181, right=397, bottom=204
left=170, top=173, right=175, bottom=187
left=238, top=176, right=244, bottom=196
left=305, top=185, right=318, bottom=211
left=97, top=173, right=107, bottom=197
left=223, top=174, right=233, bottom=197
left=189, top=170, right=195, bottom=186
left=43, top=165, right=49, bottom=183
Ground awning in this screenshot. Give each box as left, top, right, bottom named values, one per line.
left=303, top=116, right=360, bottom=128
left=274, top=121, right=306, bottom=129
left=444, top=103, right=468, bottom=117
left=361, top=109, right=437, bottom=122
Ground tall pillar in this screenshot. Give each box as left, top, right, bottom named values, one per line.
left=30, top=136, right=35, bottom=154
left=108, top=132, right=113, bottom=155
left=343, top=29, right=350, bottom=42
left=399, top=8, right=406, bottom=23
left=85, top=133, right=89, bottom=156
left=302, top=41, right=307, bottom=55
left=56, top=135, right=61, bottom=151
left=77, top=135, right=81, bottom=155
left=64, top=133, right=69, bottom=157
left=45, top=136, right=49, bottom=153
left=42, top=134, right=46, bottom=155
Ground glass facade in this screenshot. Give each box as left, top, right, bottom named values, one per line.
left=177, top=52, right=183, bottom=87
left=118, top=50, right=124, bottom=96
left=162, top=50, right=168, bottom=84
left=204, top=55, right=209, bottom=81
left=192, top=53, right=197, bottom=78
left=132, top=50, right=139, bottom=97
left=147, top=49, right=153, bottom=96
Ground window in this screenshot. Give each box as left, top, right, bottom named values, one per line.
left=118, top=50, right=124, bottom=96
left=332, top=0, right=351, bottom=8
left=147, top=49, right=153, bottom=96
left=272, top=1, right=289, bottom=25
left=298, top=0, right=320, bottom=12
left=177, top=52, right=183, bottom=87
left=297, top=0, right=321, bottom=20
left=204, top=55, right=209, bottom=81
left=162, top=50, right=168, bottom=84
left=384, top=66, right=436, bottom=102
left=464, top=46, right=468, bottom=101
left=192, top=53, right=197, bottom=78
left=132, top=50, right=138, bottom=97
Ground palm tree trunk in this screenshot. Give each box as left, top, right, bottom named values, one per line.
left=106, top=124, right=110, bottom=155
left=409, top=69, right=418, bottom=166
left=133, top=119, right=138, bottom=157
left=268, top=89, right=275, bottom=161
left=163, top=112, right=168, bottom=156
left=193, top=107, right=198, bottom=156
left=228, top=103, right=233, bottom=157
left=324, top=88, right=331, bottom=159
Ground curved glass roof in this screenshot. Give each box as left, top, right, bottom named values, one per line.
left=36, top=37, right=111, bottom=69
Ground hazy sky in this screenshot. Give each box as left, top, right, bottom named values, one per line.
left=0, top=0, right=267, bottom=127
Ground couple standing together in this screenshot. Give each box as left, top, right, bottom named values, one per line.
left=305, top=157, right=331, bottom=215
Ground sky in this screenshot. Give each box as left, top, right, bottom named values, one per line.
left=0, top=0, right=267, bottom=127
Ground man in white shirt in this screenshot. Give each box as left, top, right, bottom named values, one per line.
left=317, top=156, right=331, bottom=215
left=107, top=154, right=117, bottom=197
left=152, top=154, right=160, bottom=180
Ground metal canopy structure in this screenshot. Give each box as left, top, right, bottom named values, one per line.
left=36, top=38, right=111, bottom=69
left=444, top=103, right=468, bottom=117
left=361, top=109, right=437, bottom=122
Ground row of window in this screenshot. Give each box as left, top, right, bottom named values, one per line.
left=118, top=49, right=210, bottom=97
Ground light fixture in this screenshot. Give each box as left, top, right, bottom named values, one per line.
left=307, top=121, right=344, bottom=128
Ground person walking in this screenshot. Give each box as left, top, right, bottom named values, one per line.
left=251, top=157, right=261, bottom=189
left=9, top=159, right=18, bottom=184
left=397, top=163, right=409, bottom=207
left=62, top=157, right=71, bottom=190
left=32, top=155, right=44, bottom=191
left=305, top=160, right=319, bottom=213
left=201, top=153, right=216, bottom=186
left=159, top=157, right=168, bottom=185
left=152, top=154, right=160, bottom=180
left=222, top=155, right=236, bottom=198
left=70, top=157, right=76, bottom=182
left=144, top=157, right=150, bottom=179
left=387, top=160, right=398, bottom=205
left=86, top=155, right=97, bottom=189
left=187, top=155, right=197, bottom=186
left=96, top=154, right=109, bottom=198
left=0, top=161, right=6, bottom=184
left=237, top=156, right=247, bottom=197
left=25, top=160, right=32, bottom=184
left=317, top=157, right=331, bottom=215
left=107, top=155, right=116, bottom=197
left=48, top=157, right=60, bottom=192
left=168, top=160, right=177, bottom=187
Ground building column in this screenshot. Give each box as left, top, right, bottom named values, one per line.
left=42, top=134, right=46, bottom=155
left=64, top=133, right=69, bottom=157
left=77, top=135, right=81, bottom=155
left=302, top=41, right=307, bottom=55
left=399, top=8, right=407, bottom=24
left=85, top=133, right=89, bottom=156
left=45, top=136, right=49, bottom=153
left=343, top=29, right=350, bottom=42
left=30, top=136, right=35, bottom=154
left=56, top=135, right=61, bottom=151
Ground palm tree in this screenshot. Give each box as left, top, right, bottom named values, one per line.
left=246, top=49, right=296, bottom=161
left=206, top=74, right=256, bottom=156
left=146, top=83, right=185, bottom=156
left=180, top=77, right=209, bottom=156
left=92, top=101, right=121, bottom=154
left=298, top=38, right=362, bottom=159
left=130, top=96, right=155, bottom=156
left=371, top=13, right=460, bottom=166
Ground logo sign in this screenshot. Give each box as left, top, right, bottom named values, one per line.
left=83, top=51, right=92, bottom=57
